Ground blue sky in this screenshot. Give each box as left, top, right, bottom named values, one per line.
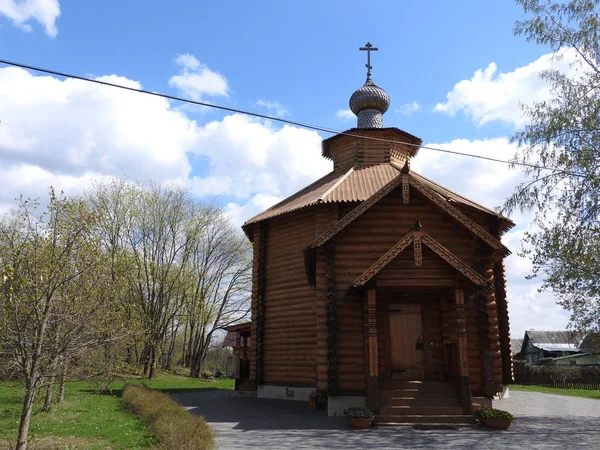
left=0, top=1, right=575, bottom=337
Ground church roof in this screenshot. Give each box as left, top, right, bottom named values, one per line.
left=321, top=127, right=422, bottom=159
left=243, top=163, right=514, bottom=231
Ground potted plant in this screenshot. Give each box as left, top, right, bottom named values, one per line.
left=344, top=407, right=374, bottom=429
left=474, top=407, right=514, bottom=430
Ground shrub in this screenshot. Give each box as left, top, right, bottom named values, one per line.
left=474, top=407, right=514, bottom=421
left=344, top=407, right=375, bottom=420
left=123, top=385, right=215, bottom=450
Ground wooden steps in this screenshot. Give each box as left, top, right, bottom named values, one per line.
left=375, top=380, right=474, bottom=426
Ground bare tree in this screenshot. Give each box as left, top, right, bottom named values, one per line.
left=185, top=213, right=251, bottom=378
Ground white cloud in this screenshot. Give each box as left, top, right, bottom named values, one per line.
left=0, top=66, right=199, bottom=211
left=256, top=99, right=289, bottom=117
left=169, top=54, right=228, bottom=101
left=0, top=0, right=60, bottom=36
left=188, top=113, right=331, bottom=211
left=396, top=101, right=421, bottom=117
left=434, top=49, right=578, bottom=127
left=336, top=108, right=354, bottom=121
left=225, top=193, right=283, bottom=228
left=0, top=65, right=331, bottom=230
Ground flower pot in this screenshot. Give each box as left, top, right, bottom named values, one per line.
left=484, top=419, right=512, bottom=430
left=347, top=418, right=373, bottom=429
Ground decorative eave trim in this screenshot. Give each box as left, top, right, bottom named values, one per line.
left=352, top=232, right=414, bottom=286
left=408, top=174, right=510, bottom=257
left=351, top=227, right=489, bottom=288
left=420, top=231, right=488, bottom=287
left=309, top=173, right=403, bottom=248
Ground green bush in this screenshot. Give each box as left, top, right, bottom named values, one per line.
left=344, top=407, right=375, bottom=420
left=123, top=385, right=215, bottom=450
left=474, top=407, right=514, bottom=421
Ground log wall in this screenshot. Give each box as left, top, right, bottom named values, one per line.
left=262, top=207, right=318, bottom=385
left=335, top=188, right=474, bottom=288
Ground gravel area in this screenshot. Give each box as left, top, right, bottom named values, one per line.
left=171, top=389, right=600, bottom=449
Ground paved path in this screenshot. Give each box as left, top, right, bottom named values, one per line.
left=171, top=389, right=600, bottom=450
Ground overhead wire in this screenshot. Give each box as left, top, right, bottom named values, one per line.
left=0, top=57, right=588, bottom=178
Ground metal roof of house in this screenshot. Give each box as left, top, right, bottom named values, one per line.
left=243, top=164, right=515, bottom=229
left=511, top=338, right=524, bottom=354
left=525, top=330, right=585, bottom=352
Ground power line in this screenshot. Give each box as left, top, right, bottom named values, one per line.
left=0, top=57, right=588, bottom=178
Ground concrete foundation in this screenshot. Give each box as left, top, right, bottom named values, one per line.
left=256, top=385, right=314, bottom=402
left=327, top=395, right=367, bottom=417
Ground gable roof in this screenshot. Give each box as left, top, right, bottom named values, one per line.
left=351, top=227, right=489, bottom=288
left=242, top=162, right=515, bottom=246
left=511, top=338, right=524, bottom=355
left=524, top=330, right=584, bottom=353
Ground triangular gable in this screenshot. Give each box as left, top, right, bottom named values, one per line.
left=309, top=167, right=508, bottom=258
left=352, top=227, right=489, bottom=288
left=309, top=173, right=403, bottom=248
left=408, top=174, right=509, bottom=256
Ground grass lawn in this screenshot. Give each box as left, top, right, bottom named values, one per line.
left=511, top=384, right=600, bottom=400
left=0, top=373, right=234, bottom=449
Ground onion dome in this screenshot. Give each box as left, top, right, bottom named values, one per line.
left=349, top=75, right=391, bottom=129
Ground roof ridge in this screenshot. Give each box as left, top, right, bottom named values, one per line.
left=319, top=165, right=356, bottom=202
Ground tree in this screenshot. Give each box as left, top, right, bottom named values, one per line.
left=184, top=212, right=251, bottom=378
left=0, top=190, right=128, bottom=450
left=505, top=0, right=600, bottom=333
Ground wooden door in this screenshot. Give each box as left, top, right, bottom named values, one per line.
left=389, top=303, right=424, bottom=379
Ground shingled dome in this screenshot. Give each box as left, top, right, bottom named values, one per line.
left=349, top=76, right=390, bottom=128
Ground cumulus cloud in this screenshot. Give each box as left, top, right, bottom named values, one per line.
left=336, top=108, right=354, bottom=120
left=0, top=0, right=60, bottom=36
left=434, top=49, right=578, bottom=127
left=396, top=101, right=421, bottom=117
left=168, top=54, right=229, bottom=101
left=0, top=65, right=331, bottom=228
left=188, top=114, right=331, bottom=222
left=256, top=100, right=289, bottom=117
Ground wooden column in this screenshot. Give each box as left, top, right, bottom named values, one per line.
left=364, top=288, right=379, bottom=412
left=325, top=241, right=339, bottom=395
left=256, top=222, right=267, bottom=385
left=494, top=261, right=513, bottom=385
left=454, top=288, right=471, bottom=414
left=233, top=333, right=241, bottom=379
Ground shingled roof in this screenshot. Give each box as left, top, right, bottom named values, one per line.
left=243, top=163, right=515, bottom=232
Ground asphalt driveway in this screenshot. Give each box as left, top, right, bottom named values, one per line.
left=170, top=389, right=600, bottom=450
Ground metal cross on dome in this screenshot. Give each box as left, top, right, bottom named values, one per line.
left=359, top=42, right=378, bottom=78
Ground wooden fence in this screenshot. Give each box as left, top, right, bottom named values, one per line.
left=513, top=360, right=600, bottom=390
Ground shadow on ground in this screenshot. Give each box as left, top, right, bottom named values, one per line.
left=170, top=390, right=600, bottom=450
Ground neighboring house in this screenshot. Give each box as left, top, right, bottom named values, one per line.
left=552, top=333, right=600, bottom=366
left=511, top=338, right=524, bottom=360
left=239, top=54, right=515, bottom=424
left=223, top=322, right=252, bottom=389
left=521, top=330, right=583, bottom=364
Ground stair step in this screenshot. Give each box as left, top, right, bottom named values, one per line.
left=381, top=397, right=461, bottom=407
left=375, top=415, right=476, bottom=425
left=379, top=405, right=464, bottom=416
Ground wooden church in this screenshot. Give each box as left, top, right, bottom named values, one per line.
left=240, top=44, right=514, bottom=424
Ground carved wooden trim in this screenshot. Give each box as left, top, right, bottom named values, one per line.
left=365, top=288, right=379, bottom=411
left=421, top=231, right=489, bottom=286
left=256, top=222, right=267, bottom=385
left=402, top=172, right=410, bottom=204
left=494, top=261, right=513, bottom=385
left=413, top=230, right=422, bottom=266
left=309, top=174, right=403, bottom=248
left=409, top=176, right=508, bottom=255
left=325, top=242, right=339, bottom=395
left=455, top=288, right=472, bottom=413
left=352, top=232, right=414, bottom=287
